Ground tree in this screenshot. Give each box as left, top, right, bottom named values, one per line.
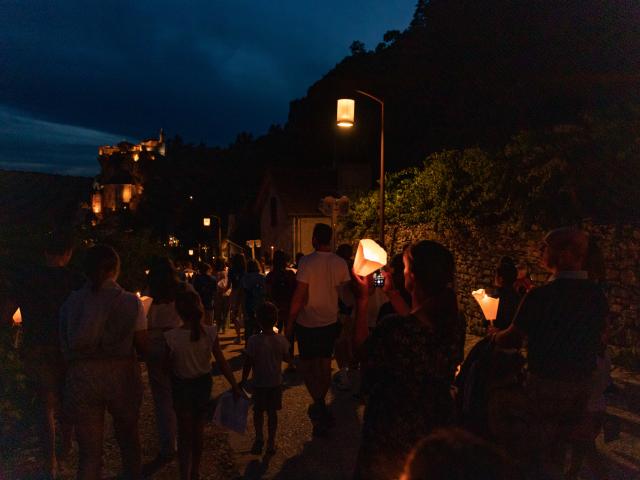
left=383, top=29, right=401, bottom=44
left=349, top=40, right=367, bottom=56
left=410, top=0, right=429, bottom=30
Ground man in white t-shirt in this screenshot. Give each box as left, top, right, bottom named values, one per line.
left=286, top=223, right=350, bottom=436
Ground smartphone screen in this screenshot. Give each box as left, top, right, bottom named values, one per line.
left=373, top=271, right=385, bottom=288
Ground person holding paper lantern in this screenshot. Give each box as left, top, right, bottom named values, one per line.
left=354, top=240, right=464, bottom=480
left=7, top=231, right=84, bottom=479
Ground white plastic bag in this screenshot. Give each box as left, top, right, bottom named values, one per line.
left=213, top=390, right=250, bottom=434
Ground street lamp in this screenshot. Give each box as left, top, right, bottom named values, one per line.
left=337, top=90, right=385, bottom=246
left=203, top=215, right=222, bottom=257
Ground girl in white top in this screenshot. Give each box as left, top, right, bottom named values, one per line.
left=164, top=289, right=242, bottom=480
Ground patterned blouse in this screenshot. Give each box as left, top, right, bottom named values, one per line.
left=356, top=312, right=463, bottom=480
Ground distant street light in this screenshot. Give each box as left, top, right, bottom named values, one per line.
left=188, top=249, right=194, bottom=256
left=203, top=215, right=223, bottom=257
left=337, top=90, right=385, bottom=246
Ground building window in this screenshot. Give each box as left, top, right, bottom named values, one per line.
left=270, top=197, right=278, bottom=226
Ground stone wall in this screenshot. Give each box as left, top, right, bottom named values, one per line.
left=381, top=221, right=640, bottom=369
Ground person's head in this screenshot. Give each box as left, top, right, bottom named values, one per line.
left=147, top=256, right=180, bottom=301
left=85, top=244, right=120, bottom=292
left=540, top=227, right=588, bottom=273
left=231, top=253, right=246, bottom=272
left=495, top=257, right=517, bottom=288
left=175, top=289, right=204, bottom=341
left=272, top=250, right=288, bottom=272
left=44, top=230, right=74, bottom=266
left=401, top=428, right=508, bottom=480
left=198, top=262, right=212, bottom=275
left=312, top=223, right=332, bottom=250
left=256, top=301, right=278, bottom=333
left=246, top=258, right=260, bottom=273
left=336, top=243, right=353, bottom=262
left=403, top=241, right=455, bottom=298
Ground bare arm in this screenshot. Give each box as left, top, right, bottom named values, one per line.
left=241, top=354, right=253, bottom=384
left=494, top=323, right=525, bottom=349
left=286, top=281, right=308, bottom=338
left=212, top=334, right=244, bottom=399
left=381, top=270, right=410, bottom=316
left=352, top=271, right=370, bottom=348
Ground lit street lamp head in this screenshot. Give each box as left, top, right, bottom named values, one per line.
left=337, top=98, right=355, bottom=127
left=203, top=217, right=211, bottom=227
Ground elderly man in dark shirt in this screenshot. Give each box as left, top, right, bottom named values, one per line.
left=495, top=227, right=607, bottom=478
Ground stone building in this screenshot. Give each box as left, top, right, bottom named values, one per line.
left=91, top=129, right=165, bottom=219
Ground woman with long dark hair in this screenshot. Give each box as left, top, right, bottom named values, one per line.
left=60, top=244, right=147, bottom=480
left=354, top=240, right=465, bottom=480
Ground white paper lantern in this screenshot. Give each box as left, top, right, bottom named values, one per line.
left=353, top=239, right=387, bottom=277
left=471, top=289, right=500, bottom=321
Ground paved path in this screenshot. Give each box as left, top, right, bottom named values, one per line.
left=4, top=332, right=640, bottom=479
left=212, top=330, right=364, bottom=480
left=214, top=332, right=640, bottom=480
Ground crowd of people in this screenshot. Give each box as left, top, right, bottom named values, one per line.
left=4, top=222, right=612, bottom=480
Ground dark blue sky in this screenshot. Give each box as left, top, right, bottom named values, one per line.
left=0, top=0, right=414, bottom=176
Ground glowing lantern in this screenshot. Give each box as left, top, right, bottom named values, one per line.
left=337, top=99, right=355, bottom=127
left=91, top=193, right=102, bottom=214
left=133, top=153, right=139, bottom=162
left=353, top=239, right=387, bottom=277
left=471, top=289, right=500, bottom=321
left=12, top=308, right=22, bottom=325
left=140, top=296, right=153, bottom=316
left=188, top=249, right=194, bottom=256
left=122, top=184, right=132, bottom=203
left=203, top=217, right=211, bottom=227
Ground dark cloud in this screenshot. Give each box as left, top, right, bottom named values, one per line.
left=0, top=0, right=414, bottom=174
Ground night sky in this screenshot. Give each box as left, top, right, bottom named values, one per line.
left=1, top=0, right=414, bottom=176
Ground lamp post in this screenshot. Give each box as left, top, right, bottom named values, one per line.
left=203, top=216, right=223, bottom=258
left=337, top=91, right=385, bottom=246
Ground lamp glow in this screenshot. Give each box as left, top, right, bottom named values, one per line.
left=12, top=308, right=22, bottom=325
left=203, top=217, right=211, bottom=227
left=337, top=99, right=355, bottom=127
left=353, top=239, right=387, bottom=277
left=188, top=249, right=194, bottom=256
left=471, top=289, right=500, bottom=321
left=91, top=193, right=102, bottom=214
left=122, top=184, right=132, bottom=203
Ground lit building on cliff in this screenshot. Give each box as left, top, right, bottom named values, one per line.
left=91, top=129, right=165, bottom=219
